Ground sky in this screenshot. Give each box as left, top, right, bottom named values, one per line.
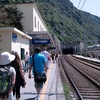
left=70, top=0, right=100, bottom=17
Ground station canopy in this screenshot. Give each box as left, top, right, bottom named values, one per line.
left=28, top=31, right=55, bottom=46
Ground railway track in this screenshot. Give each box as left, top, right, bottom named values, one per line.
left=67, top=55, right=100, bottom=84
left=58, top=55, right=100, bottom=100
left=73, top=55, right=100, bottom=67
left=70, top=55, right=100, bottom=72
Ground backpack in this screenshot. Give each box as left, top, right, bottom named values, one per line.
left=0, top=66, right=11, bottom=96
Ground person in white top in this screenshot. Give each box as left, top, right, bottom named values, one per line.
left=24, top=52, right=30, bottom=72
left=41, top=47, right=51, bottom=68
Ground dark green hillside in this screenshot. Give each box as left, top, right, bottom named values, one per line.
left=35, top=0, right=100, bottom=45
left=1, top=0, right=100, bottom=46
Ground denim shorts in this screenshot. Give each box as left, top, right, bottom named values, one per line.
left=34, top=72, right=44, bottom=88
left=35, top=82, right=43, bottom=88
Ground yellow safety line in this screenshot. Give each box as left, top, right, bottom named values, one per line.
left=40, top=63, right=53, bottom=100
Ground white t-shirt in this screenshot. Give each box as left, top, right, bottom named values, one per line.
left=25, top=54, right=30, bottom=61
left=8, top=66, right=16, bottom=76
left=7, top=66, right=16, bottom=100
left=41, top=50, right=51, bottom=62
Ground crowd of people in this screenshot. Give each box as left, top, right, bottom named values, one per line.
left=0, top=47, right=59, bottom=100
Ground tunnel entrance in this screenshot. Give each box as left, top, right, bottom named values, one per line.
left=62, top=48, right=74, bottom=54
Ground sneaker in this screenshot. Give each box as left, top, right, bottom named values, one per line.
left=35, top=97, right=40, bottom=100
left=35, top=94, right=40, bottom=100
left=37, top=94, right=40, bottom=100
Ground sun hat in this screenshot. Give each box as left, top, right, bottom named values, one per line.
left=0, top=52, right=15, bottom=65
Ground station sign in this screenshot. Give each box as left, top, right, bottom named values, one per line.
left=32, top=39, right=50, bottom=44
left=12, top=33, right=17, bottom=42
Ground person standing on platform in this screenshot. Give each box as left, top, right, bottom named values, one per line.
left=28, top=47, right=48, bottom=100
left=51, top=51, right=55, bottom=63
left=24, top=52, right=30, bottom=72
left=41, top=47, right=51, bottom=68
left=0, top=52, right=16, bottom=100
left=55, top=52, right=58, bottom=63
left=11, top=50, right=26, bottom=100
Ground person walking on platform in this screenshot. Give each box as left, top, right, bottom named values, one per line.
left=11, top=50, right=26, bottom=100
left=41, top=47, right=51, bottom=68
left=0, top=52, right=16, bottom=100
left=28, top=47, right=48, bottom=100
left=24, top=52, right=30, bottom=72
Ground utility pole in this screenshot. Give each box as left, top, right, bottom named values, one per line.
left=83, top=32, right=87, bottom=56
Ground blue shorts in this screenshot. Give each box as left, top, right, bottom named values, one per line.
left=34, top=72, right=45, bottom=88
left=35, top=82, right=43, bottom=88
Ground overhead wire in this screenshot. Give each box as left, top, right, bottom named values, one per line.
left=77, top=0, right=87, bottom=53
left=77, top=0, right=82, bottom=9
left=80, top=0, right=86, bottom=9
left=77, top=0, right=87, bottom=10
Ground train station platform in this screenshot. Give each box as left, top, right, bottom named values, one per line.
left=73, top=55, right=100, bottom=63
left=20, top=62, right=66, bottom=100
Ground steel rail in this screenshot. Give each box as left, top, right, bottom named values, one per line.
left=59, top=55, right=83, bottom=100
left=71, top=55, right=100, bottom=71
left=59, top=55, right=100, bottom=99
left=65, top=56, right=100, bottom=87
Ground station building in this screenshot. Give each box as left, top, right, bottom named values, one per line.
left=16, top=3, right=55, bottom=53
left=0, top=27, right=32, bottom=60
left=0, top=3, right=55, bottom=58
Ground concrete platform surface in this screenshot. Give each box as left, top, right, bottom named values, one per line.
left=19, top=63, right=66, bottom=100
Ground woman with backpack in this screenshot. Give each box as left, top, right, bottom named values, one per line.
left=0, top=52, right=16, bottom=100
left=11, top=50, right=26, bottom=100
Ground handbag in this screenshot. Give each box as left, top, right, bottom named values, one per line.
left=34, top=72, right=47, bottom=83
left=48, top=56, right=51, bottom=60
left=32, top=55, right=47, bottom=83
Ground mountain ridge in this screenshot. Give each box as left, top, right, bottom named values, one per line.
left=1, top=0, right=100, bottom=47
left=35, top=0, right=100, bottom=46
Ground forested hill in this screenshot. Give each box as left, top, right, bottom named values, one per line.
left=1, top=0, right=100, bottom=46
left=35, top=0, right=100, bottom=45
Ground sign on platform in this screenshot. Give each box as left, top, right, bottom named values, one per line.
left=32, top=39, right=50, bottom=44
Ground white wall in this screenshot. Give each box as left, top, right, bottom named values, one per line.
left=0, top=32, right=12, bottom=53
left=17, top=4, right=33, bottom=32
left=33, top=5, right=47, bottom=31
left=16, top=3, right=47, bottom=33
left=18, top=35, right=30, bottom=53
left=11, top=34, right=30, bottom=56
left=0, top=27, right=32, bottom=57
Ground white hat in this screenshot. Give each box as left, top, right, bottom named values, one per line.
left=0, top=52, right=15, bottom=65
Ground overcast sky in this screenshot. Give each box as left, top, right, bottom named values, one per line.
left=70, top=0, right=100, bottom=17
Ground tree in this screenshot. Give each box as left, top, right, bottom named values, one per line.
left=0, top=5, right=23, bottom=31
